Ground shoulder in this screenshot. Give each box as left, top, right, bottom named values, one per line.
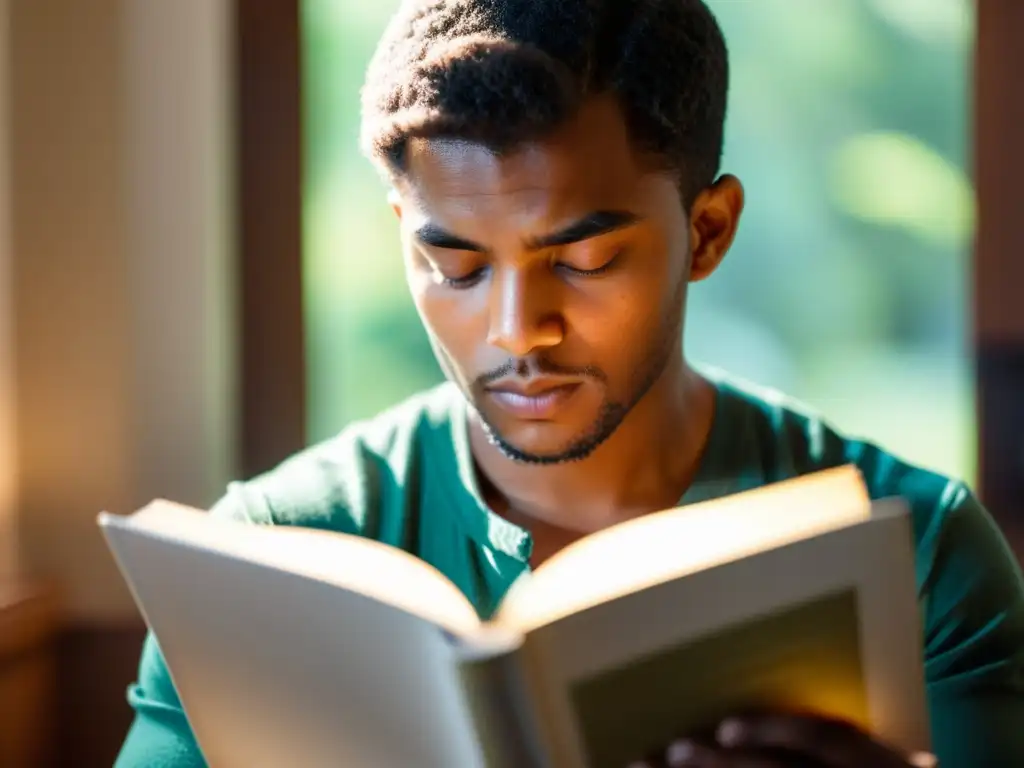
left=709, top=369, right=969, bottom=517
left=711, top=369, right=1024, bottom=684
left=209, top=383, right=462, bottom=537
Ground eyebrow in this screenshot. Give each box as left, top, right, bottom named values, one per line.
left=413, top=222, right=484, bottom=252
left=528, top=210, right=642, bottom=249
left=413, top=209, right=643, bottom=253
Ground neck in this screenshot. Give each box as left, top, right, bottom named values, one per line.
left=468, top=359, right=716, bottom=535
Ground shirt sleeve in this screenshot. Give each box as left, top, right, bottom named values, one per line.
left=113, top=485, right=272, bottom=768
left=114, top=633, right=206, bottom=768
left=919, top=484, right=1024, bottom=767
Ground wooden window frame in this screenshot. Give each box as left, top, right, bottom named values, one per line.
left=235, top=0, right=308, bottom=479
left=973, top=0, right=1024, bottom=555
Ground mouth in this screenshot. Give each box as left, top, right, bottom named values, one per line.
left=484, top=379, right=582, bottom=421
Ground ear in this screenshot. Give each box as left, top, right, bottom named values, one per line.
left=688, top=174, right=744, bottom=282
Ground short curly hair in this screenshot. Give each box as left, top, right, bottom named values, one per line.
left=360, top=0, right=729, bottom=205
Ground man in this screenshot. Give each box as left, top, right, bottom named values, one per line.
left=116, top=0, right=1024, bottom=766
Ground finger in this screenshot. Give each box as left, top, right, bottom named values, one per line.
left=629, top=739, right=725, bottom=768
left=664, top=740, right=727, bottom=767
left=715, top=714, right=909, bottom=768
left=641, top=739, right=789, bottom=768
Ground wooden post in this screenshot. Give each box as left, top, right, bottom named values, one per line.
left=973, top=0, right=1024, bottom=556
left=235, top=0, right=308, bottom=479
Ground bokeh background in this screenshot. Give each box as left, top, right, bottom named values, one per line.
left=303, top=0, right=976, bottom=482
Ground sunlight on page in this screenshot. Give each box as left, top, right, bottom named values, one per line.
left=497, top=466, right=871, bottom=633
left=99, top=502, right=482, bottom=637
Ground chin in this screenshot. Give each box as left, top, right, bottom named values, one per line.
left=487, top=416, right=572, bottom=448
left=478, top=414, right=608, bottom=466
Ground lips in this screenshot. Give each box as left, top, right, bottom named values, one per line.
left=485, top=381, right=581, bottom=420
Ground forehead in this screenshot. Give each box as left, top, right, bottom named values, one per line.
left=397, top=96, right=670, bottom=226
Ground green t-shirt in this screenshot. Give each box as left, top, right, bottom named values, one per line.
left=114, top=374, right=1024, bottom=768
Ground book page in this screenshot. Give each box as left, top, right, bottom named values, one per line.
left=497, top=466, right=870, bottom=633
left=103, top=501, right=481, bottom=637
left=510, top=506, right=929, bottom=768
left=570, top=589, right=867, bottom=768
left=100, top=513, right=489, bottom=768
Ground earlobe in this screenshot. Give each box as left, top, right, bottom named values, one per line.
left=688, top=174, right=744, bottom=282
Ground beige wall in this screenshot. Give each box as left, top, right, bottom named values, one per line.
left=9, top=0, right=236, bottom=622
left=0, top=0, right=14, bottom=582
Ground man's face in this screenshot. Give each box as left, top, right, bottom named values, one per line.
left=391, top=96, right=733, bottom=464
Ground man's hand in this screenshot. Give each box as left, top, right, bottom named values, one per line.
left=628, top=712, right=937, bottom=768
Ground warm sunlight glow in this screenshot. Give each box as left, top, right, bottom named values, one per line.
left=99, top=502, right=482, bottom=637
left=497, top=466, right=872, bottom=632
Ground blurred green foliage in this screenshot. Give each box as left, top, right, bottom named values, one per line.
left=301, top=0, right=975, bottom=483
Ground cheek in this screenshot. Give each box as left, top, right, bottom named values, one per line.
left=570, top=269, right=683, bottom=364
left=406, top=269, right=487, bottom=375
left=576, top=230, right=688, bottom=358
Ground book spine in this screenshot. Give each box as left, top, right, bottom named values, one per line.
left=457, top=648, right=553, bottom=768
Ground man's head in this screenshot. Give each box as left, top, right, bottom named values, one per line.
left=360, top=0, right=744, bottom=465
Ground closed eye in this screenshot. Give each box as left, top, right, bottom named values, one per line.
left=437, top=250, right=622, bottom=289
left=556, top=250, right=623, bottom=277
left=438, top=266, right=488, bottom=289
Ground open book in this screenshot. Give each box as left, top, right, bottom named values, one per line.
left=98, top=465, right=930, bottom=768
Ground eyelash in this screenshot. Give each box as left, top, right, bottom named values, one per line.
left=439, top=252, right=622, bottom=289
left=440, top=268, right=487, bottom=289
left=557, top=257, right=619, bottom=278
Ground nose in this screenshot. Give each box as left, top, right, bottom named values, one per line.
left=485, top=267, right=564, bottom=357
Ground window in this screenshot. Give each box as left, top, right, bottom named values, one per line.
left=302, top=0, right=975, bottom=483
